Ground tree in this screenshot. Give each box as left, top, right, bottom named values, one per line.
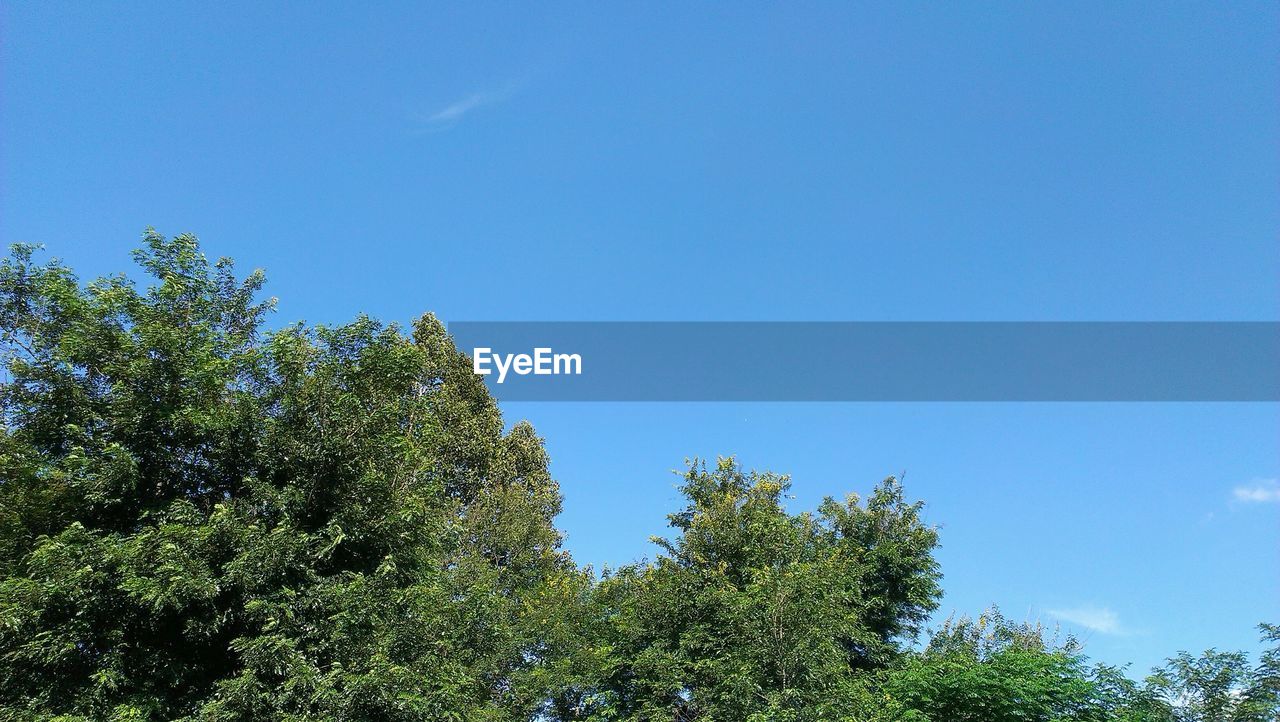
left=885, top=619, right=1280, bottom=722
left=885, top=610, right=1111, bottom=722
left=1145, top=624, right=1280, bottom=722
left=0, top=233, right=585, bottom=721
left=562, top=457, right=941, bottom=721
left=1088, top=663, right=1176, bottom=722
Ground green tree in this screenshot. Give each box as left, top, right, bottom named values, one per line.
left=562, top=457, right=940, bottom=721
left=0, top=233, right=585, bottom=721
left=1145, top=624, right=1280, bottom=722
left=885, top=610, right=1109, bottom=722
left=1088, top=663, right=1176, bottom=722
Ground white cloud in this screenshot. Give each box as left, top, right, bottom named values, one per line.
left=427, top=92, right=498, bottom=123
left=1233, top=479, right=1280, bottom=504
left=1048, top=605, right=1126, bottom=635
left=418, top=85, right=516, bottom=131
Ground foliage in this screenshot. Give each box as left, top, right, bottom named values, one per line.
left=0, top=233, right=584, bottom=721
left=1144, top=624, right=1280, bottom=722
left=883, top=616, right=1280, bottom=722
left=0, top=234, right=1274, bottom=722
left=886, top=610, right=1114, bottom=722
left=555, top=458, right=941, bottom=721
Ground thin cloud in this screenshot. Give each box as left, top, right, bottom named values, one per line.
left=1233, top=479, right=1280, bottom=504
left=1048, top=606, right=1126, bottom=636
left=417, top=85, right=516, bottom=131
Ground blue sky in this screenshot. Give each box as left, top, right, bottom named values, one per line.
left=2, top=2, right=1277, bottom=675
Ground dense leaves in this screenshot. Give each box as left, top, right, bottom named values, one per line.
left=0, top=234, right=1275, bottom=721
left=1145, top=625, right=1280, bottom=722
left=558, top=460, right=941, bottom=721
left=887, top=611, right=1118, bottom=722
left=0, top=234, right=582, bottom=720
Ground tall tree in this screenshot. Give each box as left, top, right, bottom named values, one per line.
left=0, top=233, right=585, bottom=721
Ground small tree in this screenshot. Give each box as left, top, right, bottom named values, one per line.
left=565, top=457, right=941, bottom=721
left=886, top=610, right=1107, bottom=722
left=1145, top=624, right=1280, bottom=722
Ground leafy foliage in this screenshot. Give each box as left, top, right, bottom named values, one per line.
left=887, top=611, right=1112, bottom=722
left=0, top=233, right=584, bottom=721
left=0, top=234, right=1274, bottom=722
left=555, top=458, right=941, bottom=721
left=1145, top=625, right=1280, bottom=722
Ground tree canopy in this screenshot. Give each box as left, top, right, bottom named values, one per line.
left=0, top=233, right=584, bottom=720
left=555, top=461, right=940, bottom=721
left=0, top=233, right=1275, bottom=721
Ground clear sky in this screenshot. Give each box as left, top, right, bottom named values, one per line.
left=2, top=1, right=1277, bottom=676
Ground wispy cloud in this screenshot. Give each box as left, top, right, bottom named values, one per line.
left=417, top=85, right=516, bottom=131
left=1048, top=606, right=1126, bottom=635
left=1233, top=479, right=1280, bottom=504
